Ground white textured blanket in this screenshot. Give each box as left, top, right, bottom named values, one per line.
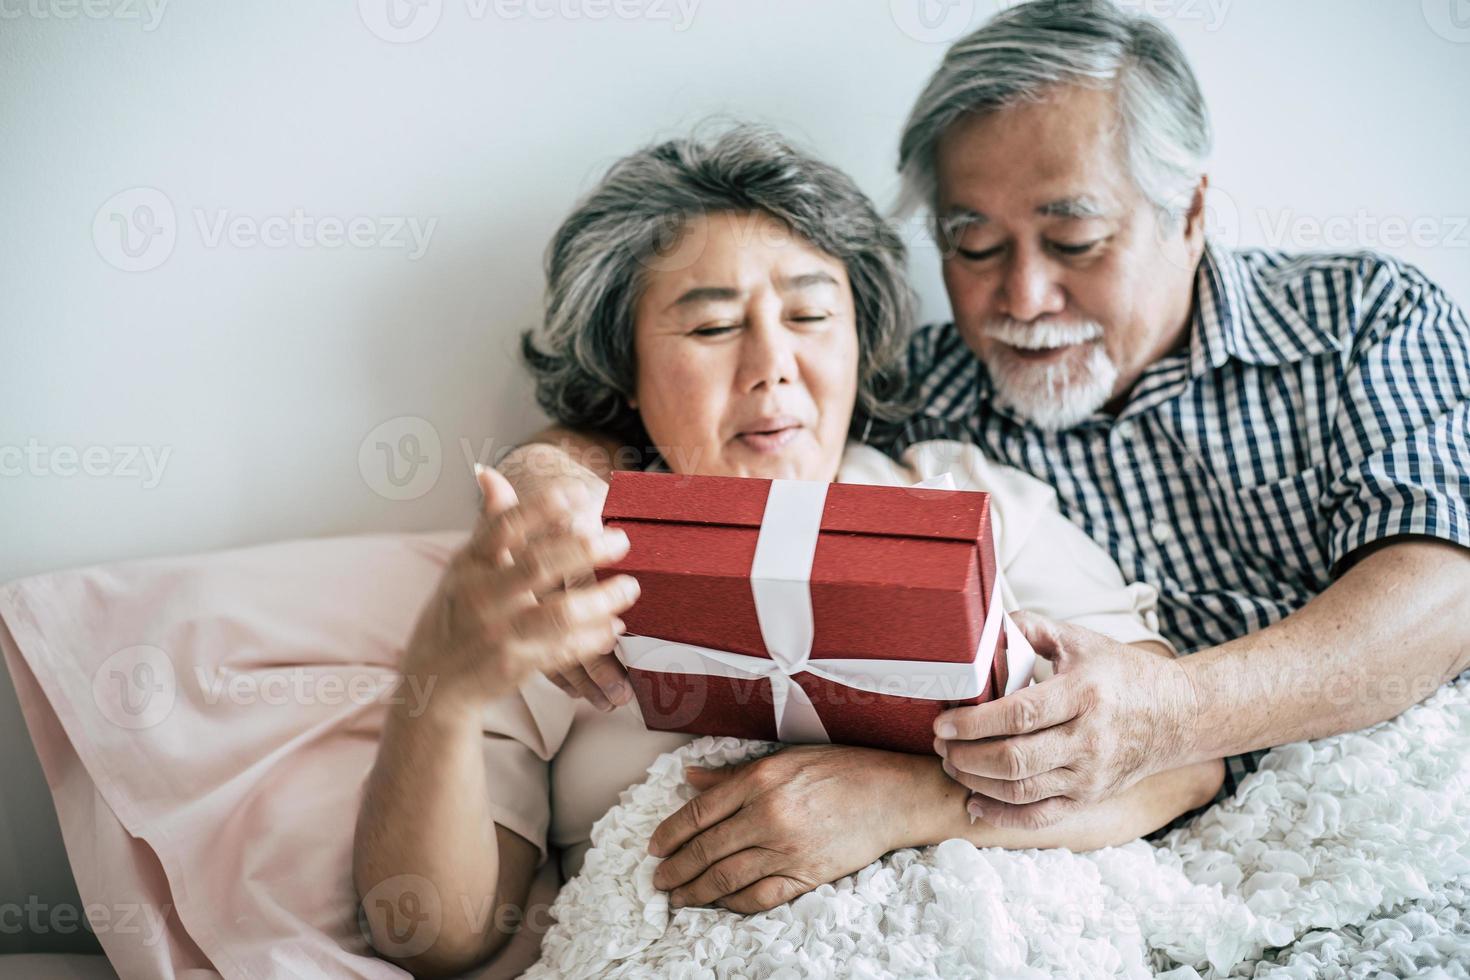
left=525, top=675, right=1470, bottom=979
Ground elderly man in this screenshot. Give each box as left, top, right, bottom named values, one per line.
left=499, top=0, right=1470, bottom=838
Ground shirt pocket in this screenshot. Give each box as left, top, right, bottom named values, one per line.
left=1222, top=464, right=1332, bottom=595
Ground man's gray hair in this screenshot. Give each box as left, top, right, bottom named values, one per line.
left=898, top=0, right=1212, bottom=224
left=522, top=124, right=914, bottom=447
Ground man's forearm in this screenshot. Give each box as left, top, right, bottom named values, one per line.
left=1179, top=539, right=1470, bottom=764
left=893, top=754, right=1224, bottom=852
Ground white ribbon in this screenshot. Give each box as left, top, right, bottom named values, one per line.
left=616, top=476, right=1036, bottom=742
left=748, top=479, right=827, bottom=674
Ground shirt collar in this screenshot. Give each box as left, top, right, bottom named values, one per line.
left=1189, top=240, right=1341, bottom=376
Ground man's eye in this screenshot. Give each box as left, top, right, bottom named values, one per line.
left=1050, top=239, right=1102, bottom=257
left=955, top=244, right=1004, bottom=262
left=790, top=313, right=830, bottom=324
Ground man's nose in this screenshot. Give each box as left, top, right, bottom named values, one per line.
left=999, top=251, right=1066, bottom=322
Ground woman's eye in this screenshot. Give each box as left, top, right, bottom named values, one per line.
left=790, top=313, right=830, bottom=324
left=690, top=324, right=738, bottom=337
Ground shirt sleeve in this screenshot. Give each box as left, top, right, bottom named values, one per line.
left=1324, top=259, right=1470, bottom=572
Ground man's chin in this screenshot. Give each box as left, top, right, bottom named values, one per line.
left=988, top=356, right=1118, bottom=432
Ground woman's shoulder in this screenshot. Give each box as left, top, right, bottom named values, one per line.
left=835, top=441, right=916, bottom=486
left=839, top=439, right=1061, bottom=564
left=908, top=441, right=1056, bottom=499
left=842, top=439, right=1058, bottom=506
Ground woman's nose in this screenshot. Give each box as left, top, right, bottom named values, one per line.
left=737, top=313, right=797, bottom=391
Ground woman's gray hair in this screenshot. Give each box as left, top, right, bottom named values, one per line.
left=897, top=0, right=1212, bottom=226
left=521, top=124, right=915, bottom=447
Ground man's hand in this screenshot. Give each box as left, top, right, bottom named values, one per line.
left=646, top=745, right=911, bottom=913
left=933, top=612, right=1199, bottom=830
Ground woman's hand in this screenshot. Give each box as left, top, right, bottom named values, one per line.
left=646, top=745, right=917, bottom=913
left=496, top=442, right=636, bottom=712
left=400, top=464, right=641, bottom=722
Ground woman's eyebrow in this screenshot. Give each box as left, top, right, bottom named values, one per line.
left=665, top=286, right=742, bottom=311
left=776, top=271, right=841, bottom=292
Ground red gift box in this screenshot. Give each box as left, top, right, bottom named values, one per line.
left=597, top=470, right=1033, bottom=755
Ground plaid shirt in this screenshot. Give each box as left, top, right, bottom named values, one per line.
left=866, top=243, right=1470, bottom=813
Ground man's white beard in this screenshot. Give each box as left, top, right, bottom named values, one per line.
left=981, top=318, right=1119, bottom=432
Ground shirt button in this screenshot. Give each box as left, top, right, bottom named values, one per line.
left=1150, top=520, right=1173, bottom=544
left=1114, top=421, right=1137, bottom=442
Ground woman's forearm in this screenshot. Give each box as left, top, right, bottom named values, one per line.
left=354, top=681, right=510, bottom=975
left=890, top=754, right=1224, bottom=852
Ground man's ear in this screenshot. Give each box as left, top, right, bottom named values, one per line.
left=1185, top=174, right=1210, bottom=244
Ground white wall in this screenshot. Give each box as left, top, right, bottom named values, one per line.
left=2, top=0, right=1467, bottom=952
left=2, top=1, right=1468, bottom=588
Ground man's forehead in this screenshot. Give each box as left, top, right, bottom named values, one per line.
left=933, top=86, right=1134, bottom=215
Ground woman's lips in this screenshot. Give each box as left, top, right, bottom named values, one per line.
left=734, top=420, right=803, bottom=453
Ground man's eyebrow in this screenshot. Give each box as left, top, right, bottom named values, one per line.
left=777, top=271, right=841, bottom=291
left=666, top=286, right=742, bottom=310
left=937, top=209, right=987, bottom=239
left=1038, top=197, right=1109, bottom=220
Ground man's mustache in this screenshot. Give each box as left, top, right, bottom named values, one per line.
left=982, top=319, right=1104, bottom=351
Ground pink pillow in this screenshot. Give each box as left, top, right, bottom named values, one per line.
left=1, top=531, right=556, bottom=979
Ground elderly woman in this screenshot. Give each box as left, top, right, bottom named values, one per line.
left=354, top=126, right=1223, bottom=976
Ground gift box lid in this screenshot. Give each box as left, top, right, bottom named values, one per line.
left=601, top=471, right=1001, bottom=666
left=603, top=471, right=990, bottom=545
